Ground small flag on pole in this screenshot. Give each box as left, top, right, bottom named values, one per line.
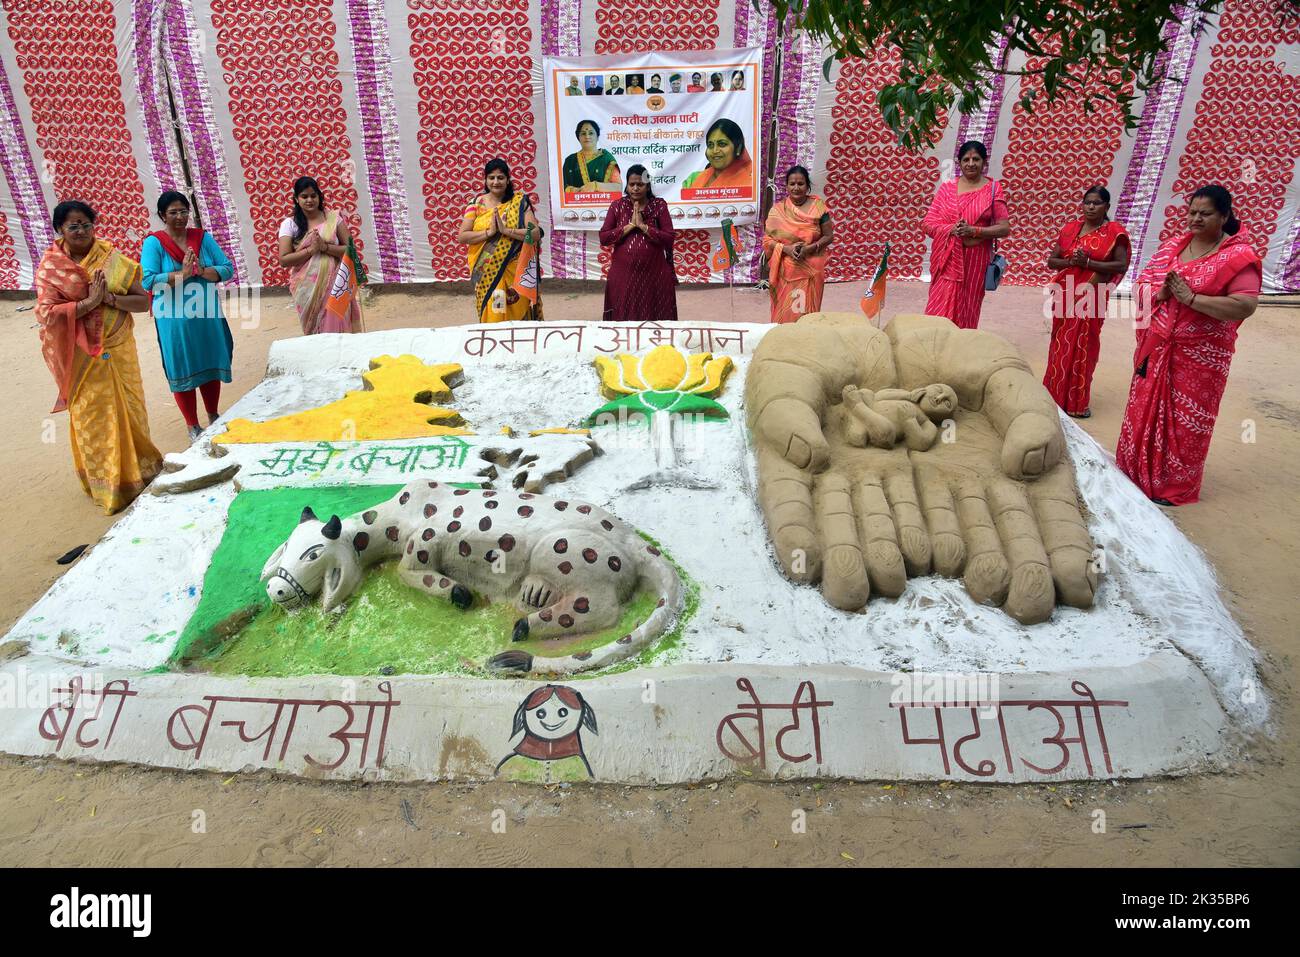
left=860, top=242, right=890, bottom=321
left=712, top=218, right=741, bottom=272
left=346, top=234, right=368, bottom=285
left=512, top=222, right=539, bottom=304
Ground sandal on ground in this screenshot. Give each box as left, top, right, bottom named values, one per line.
left=1067, top=409, right=1092, bottom=419
left=56, top=544, right=89, bottom=565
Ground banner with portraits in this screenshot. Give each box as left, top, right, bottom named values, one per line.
left=543, top=48, right=762, bottom=232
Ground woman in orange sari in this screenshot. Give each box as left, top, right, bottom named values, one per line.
left=35, top=200, right=162, bottom=513
left=762, top=165, right=833, bottom=323
left=1042, top=185, right=1130, bottom=418
left=682, top=118, right=753, bottom=191
left=276, top=176, right=365, bottom=335
left=456, top=158, right=545, bottom=323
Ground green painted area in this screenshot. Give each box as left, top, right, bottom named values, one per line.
left=176, top=484, right=694, bottom=679
left=205, top=571, right=662, bottom=678
left=171, top=484, right=405, bottom=665
left=587, top=391, right=727, bottom=426
left=496, top=753, right=592, bottom=783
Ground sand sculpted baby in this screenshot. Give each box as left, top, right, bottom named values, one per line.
left=830, top=383, right=959, bottom=452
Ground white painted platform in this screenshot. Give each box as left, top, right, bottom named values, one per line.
left=0, top=652, right=1234, bottom=784
left=0, top=320, right=1267, bottom=783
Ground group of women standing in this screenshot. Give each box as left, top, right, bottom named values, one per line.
left=35, top=176, right=366, bottom=514
left=34, top=144, right=1261, bottom=517
left=1036, top=177, right=1260, bottom=507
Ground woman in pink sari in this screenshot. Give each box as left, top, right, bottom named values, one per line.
left=922, top=140, right=1010, bottom=329
left=276, top=176, right=365, bottom=335
left=1116, top=185, right=1261, bottom=506
left=762, top=165, right=833, bottom=323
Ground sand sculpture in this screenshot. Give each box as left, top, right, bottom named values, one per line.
left=745, top=313, right=1097, bottom=624
left=828, top=383, right=959, bottom=452
left=261, top=481, right=684, bottom=674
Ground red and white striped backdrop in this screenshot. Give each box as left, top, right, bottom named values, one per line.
left=1, top=0, right=1296, bottom=292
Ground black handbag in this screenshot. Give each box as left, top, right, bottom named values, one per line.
left=983, top=179, right=1007, bottom=291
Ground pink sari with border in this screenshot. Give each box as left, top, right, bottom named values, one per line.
left=922, top=178, right=1008, bottom=329
left=1115, top=229, right=1260, bottom=504
left=1042, top=219, right=1130, bottom=414
left=288, top=210, right=365, bottom=335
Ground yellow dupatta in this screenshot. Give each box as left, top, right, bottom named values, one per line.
left=466, top=193, right=543, bottom=323
left=35, top=238, right=161, bottom=512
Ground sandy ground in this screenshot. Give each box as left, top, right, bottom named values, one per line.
left=1, top=278, right=1297, bottom=867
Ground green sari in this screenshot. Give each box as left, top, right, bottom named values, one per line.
left=563, top=149, right=621, bottom=191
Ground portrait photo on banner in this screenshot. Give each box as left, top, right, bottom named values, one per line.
left=544, top=49, right=762, bottom=231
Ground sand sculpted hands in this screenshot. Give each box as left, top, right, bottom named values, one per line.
left=745, top=313, right=1098, bottom=624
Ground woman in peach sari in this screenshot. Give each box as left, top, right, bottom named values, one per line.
left=682, top=118, right=754, bottom=191
left=276, top=176, right=365, bottom=335
left=35, top=200, right=162, bottom=513
left=762, top=166, right=833, bottom=323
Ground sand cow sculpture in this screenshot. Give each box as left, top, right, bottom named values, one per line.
left=260, top=483, right=683, bottom=675
left=746, top=313, right=1098, bottom=624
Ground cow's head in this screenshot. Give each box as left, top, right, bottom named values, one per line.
left=260, top=506, right=362, bottom=612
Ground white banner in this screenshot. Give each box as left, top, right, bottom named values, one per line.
left=543, top=47, right=762, bottom=232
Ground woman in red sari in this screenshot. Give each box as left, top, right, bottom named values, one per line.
left=1116, top=185, right=1261, bottom=506
left=599, top=165, right=677, bottom=322
left=1042, top=185, right=1131, bottom=418
left=922, top=140, right=1010, bottom=329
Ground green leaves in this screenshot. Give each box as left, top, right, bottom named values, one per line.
left=758, top=0, right=1244, bottom=153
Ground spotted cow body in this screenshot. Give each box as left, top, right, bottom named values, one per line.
left=260, top=482, right=683, bottom=675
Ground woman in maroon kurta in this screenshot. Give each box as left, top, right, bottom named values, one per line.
left=599, top=165, right=678, bottom=322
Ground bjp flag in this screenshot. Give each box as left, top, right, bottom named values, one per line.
left=859, top=242, right=890, bottom=321
left=712, top=218, right=741, bottom=272
left=512, top=222, right=540, bottom=304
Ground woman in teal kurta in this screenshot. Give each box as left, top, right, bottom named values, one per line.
left=140, top=191, right=235, bottom=440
